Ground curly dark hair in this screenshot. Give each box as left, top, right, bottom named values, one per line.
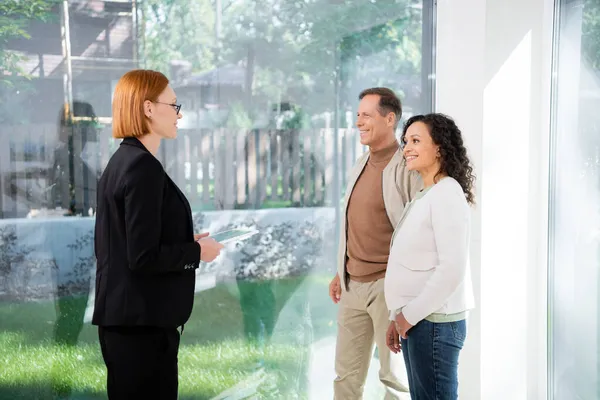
left=402, top=113, right=476, bottom=205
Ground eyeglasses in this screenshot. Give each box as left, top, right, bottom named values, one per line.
left=155, top=101, right=182, bottom=114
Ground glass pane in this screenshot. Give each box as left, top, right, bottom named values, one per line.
left=549, top=0, right=600, bottom=398
left=0, top=0, right=433, bottom=398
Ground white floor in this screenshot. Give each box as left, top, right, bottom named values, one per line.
left=209, top=336, right=385, bottom=400
left=307, top=336, right=386, bottom=400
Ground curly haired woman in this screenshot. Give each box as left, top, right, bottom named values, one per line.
left=384, top=113, right=476, bottom=399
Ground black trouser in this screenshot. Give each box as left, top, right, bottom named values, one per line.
left=98, top=326, right=180, bottom=400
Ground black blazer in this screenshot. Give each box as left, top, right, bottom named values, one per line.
left=92, top=137, right=200, bottom=328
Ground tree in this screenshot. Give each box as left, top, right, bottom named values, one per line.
left=141, top=0, right=216, bottom=74
left=0, top=0, right=60, bottom=124
left=580, top=0, right=600, bottom=177
left=582, top=0, right=600, bottom=70
left=218, top=0, right=423, bottom=117
left=141, top=0, right=425, bottom=123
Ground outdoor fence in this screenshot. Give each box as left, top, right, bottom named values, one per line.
left=0, top=125, right=367, bottom=217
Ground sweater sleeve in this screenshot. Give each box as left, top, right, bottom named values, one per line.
left=401, top=181, right=470, bottom=325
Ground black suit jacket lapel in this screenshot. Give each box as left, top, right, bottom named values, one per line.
left=121, top=137, right=194, bottom=235
left=165, top=173, right=194, bottom=236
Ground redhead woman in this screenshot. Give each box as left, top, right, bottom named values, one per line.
left=93, top=69, right=224, bottom=399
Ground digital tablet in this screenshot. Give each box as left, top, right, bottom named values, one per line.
left=210, top=228, right=258, bottom=244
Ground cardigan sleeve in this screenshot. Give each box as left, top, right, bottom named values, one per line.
left=401, top=181, right=470, bottom=325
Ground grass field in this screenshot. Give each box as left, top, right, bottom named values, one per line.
left=0, top=274, right=336, bottom=400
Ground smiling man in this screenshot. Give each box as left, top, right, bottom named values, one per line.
left=329, top=87, right=421, bottom=399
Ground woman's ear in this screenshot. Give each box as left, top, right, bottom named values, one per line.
left=143, top=100, right=153, bottom=119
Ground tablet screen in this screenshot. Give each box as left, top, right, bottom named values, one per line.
left=211, top=229, right=258, bottom=244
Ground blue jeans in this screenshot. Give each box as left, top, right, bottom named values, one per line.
left=400, top=319, right=466, bottom=400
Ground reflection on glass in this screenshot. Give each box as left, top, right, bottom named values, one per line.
left=50, top=102, right=100, bottom=217
left=550, top=1, right=600, bottom=399
left=0, top=0, right=433, bottom=398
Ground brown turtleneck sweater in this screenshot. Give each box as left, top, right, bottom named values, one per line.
left=346, top=140, right=399, bottom=282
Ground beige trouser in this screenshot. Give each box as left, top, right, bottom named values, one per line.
left=334, top=278, right=410, bottom=400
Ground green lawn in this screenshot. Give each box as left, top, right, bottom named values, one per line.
left=0, top=274, right=336, bottom=400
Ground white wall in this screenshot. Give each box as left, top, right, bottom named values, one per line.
left=436, top=0, right=554, bottom=398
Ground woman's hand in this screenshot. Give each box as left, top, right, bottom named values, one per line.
left=194, top=232, right=209, bottom=241
left=386, top=322, right=402, bottom=354
left=198, top=237, right=224, bottom=262
left=394, top=313, right=414, bottom=339
left=195, top=233, right=224, bottom=262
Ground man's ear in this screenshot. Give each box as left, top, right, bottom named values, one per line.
left=387, top=112, right=396, bottom=127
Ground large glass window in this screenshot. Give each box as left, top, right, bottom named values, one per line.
left=0, top=0, right=434, bottom=398
left=549, top=0, right=600, bottom=398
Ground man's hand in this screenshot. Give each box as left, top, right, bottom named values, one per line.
left=394, top=312, right=414, bottom=339
left=194, top=232, right=210, bottom=241
left=386, top=321, right=402, bottom=354
left=329, top=274, right=342, bottom=304
left=198, top=236, right=224, bottom=263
